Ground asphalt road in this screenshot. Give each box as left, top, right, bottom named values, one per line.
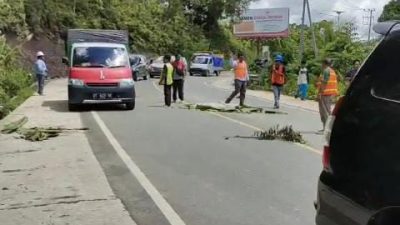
left=81, top=74, right=324, bottom=225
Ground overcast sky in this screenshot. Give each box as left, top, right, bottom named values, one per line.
left=250, top=0, right=391, bottom=39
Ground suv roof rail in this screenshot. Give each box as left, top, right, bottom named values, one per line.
left=373, top=20, right=400, bottom=36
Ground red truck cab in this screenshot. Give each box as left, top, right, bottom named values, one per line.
left=63, top=30, right=135, bottom=111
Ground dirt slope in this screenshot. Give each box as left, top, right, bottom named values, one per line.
left=6, top=34, right=66, bottom=78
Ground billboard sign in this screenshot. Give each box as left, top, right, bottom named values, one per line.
left=234, top=8, right=290, bottom=39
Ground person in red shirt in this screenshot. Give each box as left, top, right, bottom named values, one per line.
left=172, top=54, right=186, bottom=103
left=271, top=55, right=286, bottom=109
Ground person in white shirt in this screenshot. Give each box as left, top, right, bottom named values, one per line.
left=34, top=51, right=48, bottom=95
left=296, top=61, right=309, bottom=101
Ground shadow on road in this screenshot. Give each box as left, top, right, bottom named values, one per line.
left=299, top=130, right=323, bottom=135
left=224, top=135, right=258, bottom=140
left=42, top=100, right=69, bottom=112
left=42, top=100, right=127, bottom=112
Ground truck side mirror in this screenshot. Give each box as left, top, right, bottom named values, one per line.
left=62, top=57, right=69, bottom=65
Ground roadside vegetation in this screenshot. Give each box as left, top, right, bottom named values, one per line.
left=0, top=36, right=33, bottom=119
left=248, top=21, right=377, bottom=99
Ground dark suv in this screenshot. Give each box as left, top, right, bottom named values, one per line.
left=316, top=21, right=400, bottom=225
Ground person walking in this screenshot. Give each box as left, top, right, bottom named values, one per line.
left=34, top=51, right=48, bottom=95
left=172, top=54, right=186, bottom=103
left=225, top=53, right=248, bottom=106
left=317, top=58, right=338, bottom=130
left=345, top=60, right=360, bottom=85
left=271, top=55, right=286, bottom=109
left=159, top=55, right=174, bottom=107
left=297, top=60, right=309, bottom=101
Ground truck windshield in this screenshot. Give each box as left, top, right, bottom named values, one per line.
left=73, top=47, right=129, bottom=68
left=193, top=57, right=209, bottom=64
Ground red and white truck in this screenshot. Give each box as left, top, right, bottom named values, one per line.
left=62, top=29, right=135, bottom=111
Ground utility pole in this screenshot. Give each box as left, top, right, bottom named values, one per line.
left=299, top=0, right=307, bottom=61
left=306, top=0, right=318, bottom=58
left=299, top=0, right=318, bottom=62
left=364, top=8, right=376, bottom=42
left=73, top=0, right=76, bottom=14
left=334, top=10, right=344, bottom=27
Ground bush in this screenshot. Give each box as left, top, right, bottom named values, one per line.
left=0, top=37, right=33, bottom=119
left=0, top=69, right=32, bottom=97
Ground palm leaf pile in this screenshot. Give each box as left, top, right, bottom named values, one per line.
left=184, top=103, right=270, bottom=114
left=254, top=125, right=305, bottom=144
left=1, top=116, right=88, bottom=142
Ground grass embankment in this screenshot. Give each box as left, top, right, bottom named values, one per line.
left=0, top=36, right=34, bottom=119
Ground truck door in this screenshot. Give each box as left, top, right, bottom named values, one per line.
left=209, top=57, right=214, bottom=75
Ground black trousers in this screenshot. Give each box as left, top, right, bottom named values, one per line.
left=225, top=79, right=246, bottom=106
left=173, top=79, right=184, bottom=101
left=164, top=84, right=172, bottom=106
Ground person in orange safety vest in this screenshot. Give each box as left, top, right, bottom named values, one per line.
left=271, top=55, right=286, bottom=109
left=225, top=53, right=249, bottom=106
left=317, top=58, right=338, bottom=131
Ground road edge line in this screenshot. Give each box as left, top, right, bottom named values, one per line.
left=91, top=111, right=187, bottom=225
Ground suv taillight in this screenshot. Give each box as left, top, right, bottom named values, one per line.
left=322, top=97, right=344, bottom=172
left=322, top=146, right=331, bottom=171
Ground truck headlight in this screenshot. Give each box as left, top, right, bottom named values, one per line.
left=68, top=79, right=84, bottom=86
left=119, top=79, right=135, bottom=87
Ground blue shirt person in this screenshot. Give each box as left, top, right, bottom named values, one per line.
left=34, top=51, right=48, bottom=95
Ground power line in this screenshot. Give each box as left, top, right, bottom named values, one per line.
left=341, top=0, right=363, bottom=10
left=317, top=11, right=337, bottom=17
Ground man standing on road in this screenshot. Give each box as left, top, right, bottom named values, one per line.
left=172, top=54, right=186, bottom=103
left=271, top=55, right=286, bottom=109
left=225, top=53, right=248, bottom=106
left=296, top=60, right=309, bottom=101
left=34, top=51, right=48, bottom=95
left=159, top=55, right=174, bottom=107
left=345, top=60, right=360, bottom=85
left=317, top=58, right=338, bottom=130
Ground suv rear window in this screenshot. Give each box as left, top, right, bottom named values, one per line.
left=372, top=35, right=400, bottom=102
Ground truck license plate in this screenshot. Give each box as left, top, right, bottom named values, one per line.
left=92, top=93, right=112, bottom=100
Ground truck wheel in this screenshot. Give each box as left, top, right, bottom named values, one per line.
left=133, top=73, right=138, bottom=81
left=190, top=73, right=193, bottom=76
left=126, top=101, right=135, bottom=110
left=215, top=71, right=219, bottom=76
left=143, top=75, right=148, bottom=80
left=68, top=103, right=78, bottom=111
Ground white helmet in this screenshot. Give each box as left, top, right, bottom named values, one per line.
left=36, top=51, right=45, bottom=57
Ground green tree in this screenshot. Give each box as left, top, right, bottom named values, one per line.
left=379, top=0, right=400, bottom=22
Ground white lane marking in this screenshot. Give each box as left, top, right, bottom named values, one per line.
left=208, top=111, right=263, bottom=131
left=208, top=111, right=322, bottom=156
left=152, top=80, right=163, bottom=93
left=152, top=79, right=322, bottom=155
left=92, top=111, right=187, bottom=225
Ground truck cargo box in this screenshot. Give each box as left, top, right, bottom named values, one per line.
left=65, top=29, right=129, bottom=58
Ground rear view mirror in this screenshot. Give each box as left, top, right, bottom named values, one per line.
left=62, top=57, right=69, bottom=65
